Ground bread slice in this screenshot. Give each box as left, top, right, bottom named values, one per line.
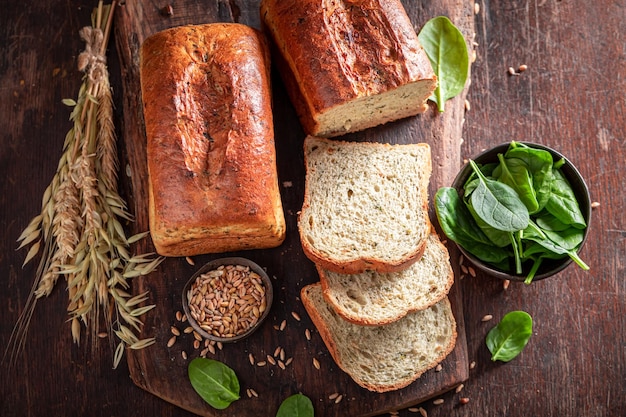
left=318, top=232, right=454, bottom=326
left=301, top=283, right=457, bottom=392
left=298, top=136, right=432, bottom=274
left=260, top=0, right=437, bottom=137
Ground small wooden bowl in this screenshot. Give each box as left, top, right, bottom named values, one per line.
left=182, top=257, right=273, bottom=343
left=450, top=142, right=591, bottom=282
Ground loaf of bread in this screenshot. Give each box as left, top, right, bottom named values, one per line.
left=140, top=23, right=286, bottom=256
left=260, top=0, right=436, bottom=137
left=318, top=232, right=454, bottom=326
left=298, top=136, right=432, bottom=274
left=301, top=283, right=457, bottom=392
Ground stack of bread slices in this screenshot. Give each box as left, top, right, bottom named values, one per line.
left=298, top=136, right=457, bottom=393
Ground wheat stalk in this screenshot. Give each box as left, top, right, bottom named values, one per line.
left=5, top=1, right=163, bottom=369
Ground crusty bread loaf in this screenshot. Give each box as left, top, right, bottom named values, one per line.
left=260, top=0, right=437, bottom=137
left=301, top=283, right=457, bottom=392
left=318, top=232, right=454, bottom=326
left=298, top=136, right=432, bottom=274
left=140, top=23, right=286, bottom=256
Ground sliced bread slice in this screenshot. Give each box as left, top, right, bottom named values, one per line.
left=298, top=136, right=432, bottom=274
left=301, top=283, right=457, bottom=393
left=318, top=232, right=454, bottom=326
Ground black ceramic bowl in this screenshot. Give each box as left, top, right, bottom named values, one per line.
left=450, top=142, right=591, bottom=282
left=182, top=257, right=273, bottom=343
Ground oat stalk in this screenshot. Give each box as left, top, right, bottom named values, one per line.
left=5, top=1, right=163, bottom=370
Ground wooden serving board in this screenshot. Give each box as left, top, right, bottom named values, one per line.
left=114, top=1, right=473, bottom=416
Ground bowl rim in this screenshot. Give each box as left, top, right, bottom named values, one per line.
left=182, top=256, right=273, bottom=342
left=450, top=141, right=591, bottom=281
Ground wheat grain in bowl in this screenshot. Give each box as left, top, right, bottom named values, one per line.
left=182, top=257, right=273, bottom=343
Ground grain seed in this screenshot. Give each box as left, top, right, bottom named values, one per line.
left=249, top=353, right=255, bottom=365
left=418, top=407, right=428, bottom=417
left=185, top=256, right=195, bottom=265
left=464, top=99, right=471, bottom=112
left=313, top=358, right=321, bottom=370
left=468, top=266, right=476, bottom=277
left=193, top=339, right=201, bottom=350
left=273, top=346, right=282, bottom=357
left=170, top=326, right=180, bottom=336
left=305, top=328, right=311, bottom=340
left=470, top=360, right=476, bottom=369
left=474, top=2, right=480, bottom=14
left=279, top=319, right=287, bottom=331
left=285, top=357, right=293, bottom=366
left=455, top=383, right=465, bottom=393
left=459, top=397, right=470, bottom=405
left=291, top=311, right=301, bottom=321
left=433, top=398, right=444, bottom=405
left=267, top=355, right=277, bottom=366
left=518, top=64, right=528, bottom=72
left=181, top=350, right=187, bottom=360
left=591, top=201, right=600, bottom=209
left=435, top=364, right=443, bottom=372
left=482, top=314, right=493, bottom=322
left=167, top=335, right=176, bottom=348
left=249, top=388, right=258, bottom=398
left=329, top=392, right=339, bottom=400
left=183, top=326, right=194, bottom=334
left=503, top=279, right=511, bottom=290
left=334, top=394, right=343, bottom=404
left=278, top=360, right=286, bottom=370
left=257, top=361, right=267, bottom=367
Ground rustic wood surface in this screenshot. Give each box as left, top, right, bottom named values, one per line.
left=1, top=1, right=624, bottom=417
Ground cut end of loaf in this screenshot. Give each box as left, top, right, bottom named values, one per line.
left=315, top=79, right=436, bottom=137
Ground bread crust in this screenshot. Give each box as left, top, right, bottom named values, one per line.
left=140, top=23, right=286, bottom=256
left=260, top=0, right=436, bottom=137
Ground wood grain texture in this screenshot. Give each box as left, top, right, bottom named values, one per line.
left=113, top=1, right=472, bottom=416
left=2, top=0, right=625, bottom=416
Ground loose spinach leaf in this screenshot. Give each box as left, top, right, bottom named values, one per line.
left=486, top=311, right=533, bottom=362
left=468, top=160, right=530, bottom=232
left=417, top=16, right=469, bottom=112
left=276, top=393, right=314, bottom=417
left=188, top=358, right=240, bottom=410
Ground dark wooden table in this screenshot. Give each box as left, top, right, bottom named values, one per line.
left=1, top=1, right=624, bottom=416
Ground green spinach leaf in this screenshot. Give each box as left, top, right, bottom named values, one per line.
left=486, top=311, right=533, bottom=362
left=188, top=358, right=240, bottom=410
left=276, top=393, right=314, bottom=417
left=545, top=168, right=586, bottom=229
left=496, top=153, right=539, bottom=213
left=435, top=187, right=511, bottom=265
left=505, top=143, right=554, bottom=212
left=468, top=160, right=530, bottom=232
left=417, top=16, right=469, bottom=112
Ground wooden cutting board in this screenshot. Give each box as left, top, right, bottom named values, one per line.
left=114, top=1, right=473, bottom=416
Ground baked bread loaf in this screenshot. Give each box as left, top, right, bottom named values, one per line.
left=140, top=23, right=286, bottom=256
left=318, top=232, right=454, bottom=326
left=260, top=0, right=436, bottom=137
left=298, top=136, right=432, bottom=274
left=301, top=283, right=457, bottom=392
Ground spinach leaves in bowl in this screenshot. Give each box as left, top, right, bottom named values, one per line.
left=435, top=141, right=590, bottom=283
